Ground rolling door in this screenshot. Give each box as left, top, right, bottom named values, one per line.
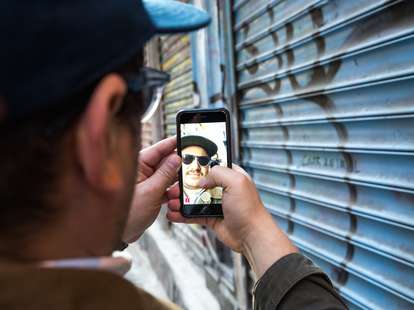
left=159, top=15, right=211, bottom=281
left=161, top=34, right=194, bottom=137
left=233, top=0, right=414, bottom=308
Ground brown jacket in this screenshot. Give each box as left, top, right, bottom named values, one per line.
left=0, top=265, right=179, bottom=310
left=253, top=253, right=348, bottom=309
left=0, top=254, right=347, bottom=309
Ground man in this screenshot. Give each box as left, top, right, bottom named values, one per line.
left=181, top=135, right=222, bottom=204
left=0, top=0, right=347, bottom=309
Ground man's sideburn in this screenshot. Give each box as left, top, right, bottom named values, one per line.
left=112, top=121, right=140, bottom=251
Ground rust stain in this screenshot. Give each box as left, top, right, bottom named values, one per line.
left=257, top=79, right=281, bottom=96
left=276, top=53, right=283, bottom=68
left=286, top=22, right=294, bottom=42
left=245, top=43, right=259, bottom=56
left=313, top=35, right=326, bottom=56
left=268, top=5, right=275, bottom=23
left=246, top=60, right=259, bottom=74
left=332, top=122, right=348, bottom=145
left=271, top=32, right=279, bottom=47
left=309, top=7, right=324, bottom=28
left=244, top=40, right=260, bottom=74
left=342, top=151, right=355, bottom=174
left=281, top=125, right=289, bottom=142
left=287, top=196, right=296, bottom=234
left=242, top=22, right=250, bottom=39
left=348, top=182, right=358, bottom=205
left=286, top=149, right=293, bottom=166
left=334, top=267, right=349, bottom=286
left=268, top=6, right=280, bottom=47
left=286, top=48, right=294, bottom=66
left=273, top=103, right=284, bottom=118
left=289, top=173, right=296, bottom=191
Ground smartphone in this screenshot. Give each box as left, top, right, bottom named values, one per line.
left=176, top=108, right=232, bottom=217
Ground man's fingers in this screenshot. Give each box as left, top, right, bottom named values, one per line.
left=167, top=182, right=180, bottom=200
left=146, top=153, right=181, bottom=191
left=168, top=198, right=180, bottom=211
left=139, top=136, right=177, bottom=168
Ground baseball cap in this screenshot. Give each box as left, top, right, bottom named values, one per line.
left=181, top=135, right=218, bottom=157
left=0, top=0, right=210, bottom=122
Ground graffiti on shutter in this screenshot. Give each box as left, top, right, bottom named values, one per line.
left=234, top=0, right=414, bottom=308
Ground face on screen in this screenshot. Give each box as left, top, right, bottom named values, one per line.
left=182, top=145, right=210, bottom=189
left=180, top=122, right=227, bottom=205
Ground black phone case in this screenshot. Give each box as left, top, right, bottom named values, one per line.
left=176, top=108, right=232, bottom=218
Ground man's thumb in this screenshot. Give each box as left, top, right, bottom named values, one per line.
left=198, top=165, right=237, bottom=190
left=149, top=154, right=181, bottom=189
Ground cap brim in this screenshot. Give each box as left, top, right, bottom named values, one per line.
left=143, top=0, right=210, bottom=34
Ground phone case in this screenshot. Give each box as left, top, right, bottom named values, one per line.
left=176, top=108, right=232, bottom=218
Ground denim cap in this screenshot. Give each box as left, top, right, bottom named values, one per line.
left=0, top=0, right=210, bottom=122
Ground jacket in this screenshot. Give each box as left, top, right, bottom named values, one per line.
left=253, top=253, right=348, bottom=309
left=0, top=253, right=347, bottom=309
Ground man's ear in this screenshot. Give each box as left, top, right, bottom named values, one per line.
left=76, top=74, right=126, bottom=192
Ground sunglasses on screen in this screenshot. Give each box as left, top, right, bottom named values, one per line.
left=182, top=155, right=211, bottom=166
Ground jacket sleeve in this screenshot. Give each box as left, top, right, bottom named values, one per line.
left=253, top=253, right=348, bottom=310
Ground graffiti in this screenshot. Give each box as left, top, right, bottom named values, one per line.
left=301, top=154, right=348, bottom=170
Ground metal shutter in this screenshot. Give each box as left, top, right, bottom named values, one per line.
left=233, top=0, right=414, bottom=308
left=161, top=34, right=194, bottom=137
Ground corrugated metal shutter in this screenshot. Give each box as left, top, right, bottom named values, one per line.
left=161, top=34, right=194, bottom=137
left=233, top=0, right=414, bottom=308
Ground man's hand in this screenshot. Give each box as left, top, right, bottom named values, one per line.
left=166, top=164, right=297, bottom=278
left=123, top=137, right=181, bottom=243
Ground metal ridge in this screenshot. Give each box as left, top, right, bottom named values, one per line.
left=291, top=236, right=414, bottom=303
left=253, top=181, right=414, bottom=230
left=248, top=161, right=414, bottom=197
left=238, top=32, right=414, bottom=90
left=233, top=0, right=253, bottom=13
left=267, top=206, right=414, bottom=268
left=241, top=142, right=414, bottom=156
left=233, top=0, right=286, bottom=30
left=241, top=112, right=414, bottom=128
left=244, top=160, right=414, bottom=193
left=236, top=0, right=400, bottom=63
left=235, top=0, right=326, bottom=48
left=238, top=72, right=414, bottom=109
left=239, top=75, right=414, bottom=110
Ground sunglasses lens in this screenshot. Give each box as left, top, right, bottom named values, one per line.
left=141, top=86, right=163, bottom=123
left=197, top=156, right=210, bottom=166
left=183, top=155, right=195, bottom=165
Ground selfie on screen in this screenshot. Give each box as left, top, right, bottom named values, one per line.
left=180, top=122, right=228, bottom=205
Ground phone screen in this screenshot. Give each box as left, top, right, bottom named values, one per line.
left=180, top=120, right=228, bottom=206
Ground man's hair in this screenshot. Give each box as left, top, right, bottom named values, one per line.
left=0, top=86, right=96, bottom=248
left=0, top=55, right=143, bottom=254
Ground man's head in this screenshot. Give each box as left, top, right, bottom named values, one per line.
left=181, top=136, right=218, bottom=190
left=0, top=0, right=209, bottom=260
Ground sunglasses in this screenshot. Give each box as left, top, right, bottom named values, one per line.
left=44, top=66, right=170, bottom=138
left=182, top=154, right=212, bottom=167
left=122, top=67, right=171, bottom=122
